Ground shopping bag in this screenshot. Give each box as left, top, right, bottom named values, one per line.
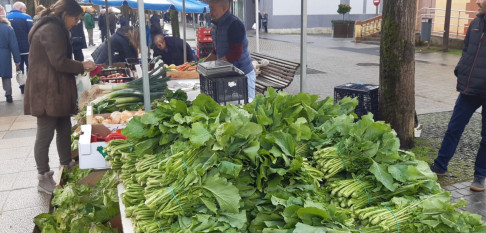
left=252, top=23, right=257, bottom=30
left=15, top=70, right=26, bottom=85
left=76, top=72, right=92, bottom=98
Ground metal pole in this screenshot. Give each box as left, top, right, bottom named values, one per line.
left=137, top=0, right=151, bottom=111
left=256, top=0, right=259, bottom=53
left=105, top=0, right=112, bottom=65
left=300, top=0, right=307, bottom=93
left=183, top=0, right=187, bottom=63
left=443, top=0, right=452, bottom=52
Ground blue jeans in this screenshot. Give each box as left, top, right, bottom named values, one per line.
left=434, top=93, right=486, bottom=178
left=246, top=70, right=256, bottom=99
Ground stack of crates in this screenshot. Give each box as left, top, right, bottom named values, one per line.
left=334, top=83, right=379, bottom=119
left=196, top=28, right=213, bottom=58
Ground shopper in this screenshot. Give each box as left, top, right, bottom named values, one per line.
left=262, top=11, right=268, bottom=33
left=150, top=11, right=162, bottom=39
left=153, top=34, right=194, bottom=66
left=6, top=1, right=33, bottom=94
left=207, top=0, right=255, bottom=98
left=91, top=27, right=140, bottom=64
left=0, top=5, right=20, bottom=103
left=71, top=18, right=87, bottom=61
left=205, top=13, right=211, bottom=28
left=108, top=7, right=117, bottom=35
left=98, top=8, right=107, bottom=42
left=33, top=5, right=45, bottom=24
left=199, top=13, right=204, bottom=27
left=429, top=0, right=486, bottom=192
left=84, top=6, right=95, bottom=46
left=25, top=0, right=96, bottom=195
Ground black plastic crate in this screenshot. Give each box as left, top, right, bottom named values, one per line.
left=200, top=74, right=248, bottom=105
left=98, top=68, right=130, bottom=77
left=334, top=83, right=379, bottom=119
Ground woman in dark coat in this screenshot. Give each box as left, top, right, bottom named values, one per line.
left=25, top=0, right=96, bottom=195
left=70, top=18, right=87, bottom=61
left=0, top=5, right=21, bottom=103
left=91, top=27, right=139, bottom=64
left=153, top=33, right=194, bottom=66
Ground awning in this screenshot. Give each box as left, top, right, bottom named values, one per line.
left=168, top=0, right=209, bottom=13
left=85, top=0, right=172, bottom=12
left=84, top=0, right=208, bottom=13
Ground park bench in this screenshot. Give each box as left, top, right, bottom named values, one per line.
left=250, top=52, right=300, bottom=94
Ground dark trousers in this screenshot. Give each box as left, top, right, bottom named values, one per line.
left=19, top=54, right=28, bottom=74
left=73, top=49, right=84, bottom=61
left=34, top=116, right=72, bottom=174
left=263, top=22, right=268, bottom=33
left=101, top=30, right=107, bottom=42
left=110, top=28, right=115, bottom=35
left=434, top=93, right=486, bottom=178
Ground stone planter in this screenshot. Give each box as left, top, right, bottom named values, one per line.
left=332, top=22, right=355, bottom=38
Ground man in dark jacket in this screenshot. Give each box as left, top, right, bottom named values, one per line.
left=108, top=7, right=117, bottom=35
left=150, top=12, right=162, bottom=39
left=206, top=0, right=255, bottom=98
left=430, top=0, right=486, bottom=192
left=153, top=34, right=194, bottom=66
left=98, top=9, right=107, bottom=42
left=6, top=1, right=33, bottom=94
left=71, top=20, right=87, bottom=61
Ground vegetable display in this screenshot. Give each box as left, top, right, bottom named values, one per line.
left=34, top=168, right=120, bottom=233
left=102, top=88, right=486, bottom=232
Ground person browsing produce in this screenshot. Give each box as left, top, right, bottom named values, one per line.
left=206, top=0, right=255, bottom=99
left=153, top=34, right=194, bottom=66
left=429, top=0, right=486, bottom=192
left=91, top=26, right=140, bottom=65
left=24, top=0, right=96, bottom=195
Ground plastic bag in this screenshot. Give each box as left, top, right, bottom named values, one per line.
left=75, top=72, right=92, bottom=98
left=252, top=23, right=256, bottom=30
left=16, top=70, right=26, bottom=85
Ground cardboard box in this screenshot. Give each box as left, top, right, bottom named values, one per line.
left=167, top=70, right=200, bottom=80
left=78, top=124, right=125, bottom=170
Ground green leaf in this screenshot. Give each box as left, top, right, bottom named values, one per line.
left=408, top=161, right=437, bottom=181
left=200, top=197, right=218, bottom=214
left=201, top=172, right=241, bottom=213
left=218, top=161, right=243, bottom=177
left=190, top=122, right=212, bottom=146
left=139, top=111, right=160, bottom=125
left=266, top=132, right=295, bottom=156
left=121, top=117, right=147, bottom=139
left=388, top=164, right=409, bottom=183
left=369, top=160, right=397, bottom=192
left=293, top=222, right=351, bottom=233
left=243, top=141, right=260, bottom=164
left=218, top=210, right=247, bottom=229
left=290, top=118, right=312, bottom=141
left=215, top=122, right=235, bottom=147
left=296, top=207, right=330, bottom=225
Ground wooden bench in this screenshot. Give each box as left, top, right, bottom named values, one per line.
left=250, top=52, right=300, bottom=94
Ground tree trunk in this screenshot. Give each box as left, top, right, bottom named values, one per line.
left=170, top=9, right=180, bottom=38
left=379, top=0, right=417, bottom=149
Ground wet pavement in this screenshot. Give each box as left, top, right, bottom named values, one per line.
left=0, top=23, right=484, bottom=231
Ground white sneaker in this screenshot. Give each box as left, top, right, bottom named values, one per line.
left=37, top=171, right=56, bottom=195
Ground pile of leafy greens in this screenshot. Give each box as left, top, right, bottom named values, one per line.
left=34, top=168, right=120, bottom=233
left=103, top=88, right=486, bottom=232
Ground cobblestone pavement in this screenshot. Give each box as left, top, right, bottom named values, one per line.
left=0, top=25, right=484, bottom=232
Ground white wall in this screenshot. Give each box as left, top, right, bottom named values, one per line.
left=273, top=0, right=341, bottom=16
left=350, top=0, right=364, bottom=14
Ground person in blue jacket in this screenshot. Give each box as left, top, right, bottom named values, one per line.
left=153, top=34, right=194, bottom=66
left=0, top=5, right=20, bottom=103
left=6, top=2, right=33, bottom=94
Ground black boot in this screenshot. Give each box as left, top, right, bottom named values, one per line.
left=6, top=95, right=12, bottom=103
left=20, top=85, right=24, bottom=94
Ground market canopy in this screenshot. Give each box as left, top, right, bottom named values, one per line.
left=84, top=0, right=209, bottom=13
